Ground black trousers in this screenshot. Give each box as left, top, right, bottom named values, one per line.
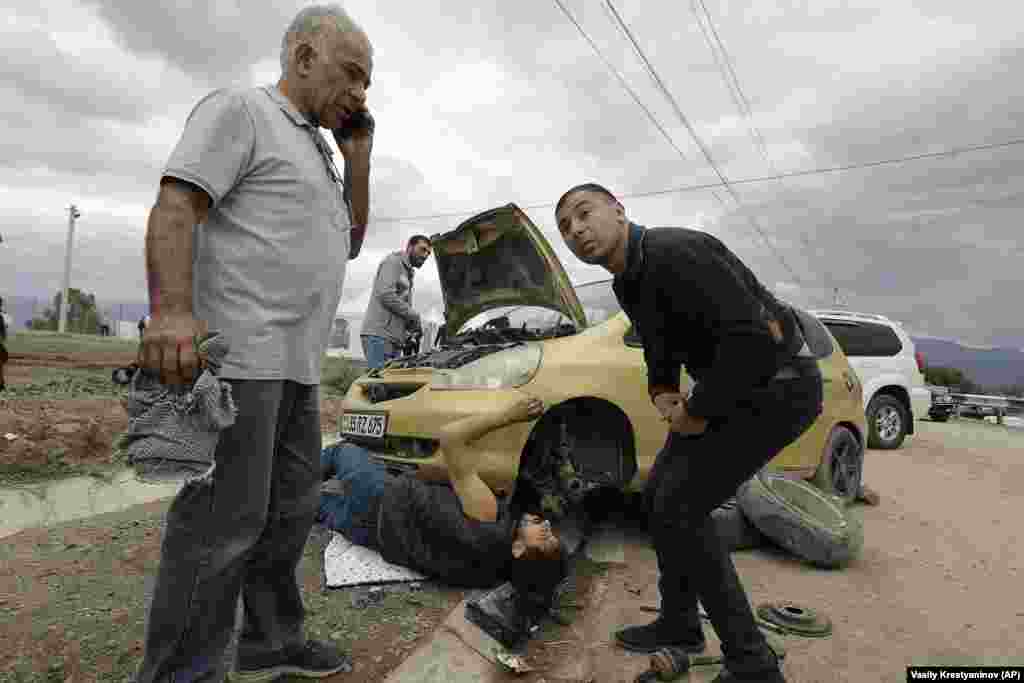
left=645, top=373, right=823, bottom=673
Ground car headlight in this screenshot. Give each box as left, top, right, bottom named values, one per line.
left=430, top=344, right=542, bottom=390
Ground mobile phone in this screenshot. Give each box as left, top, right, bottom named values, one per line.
left=336, top=110, right=374, bottom=141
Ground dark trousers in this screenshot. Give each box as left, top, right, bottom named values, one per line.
left=646, top=374, right=822, bottom=673
left=136, top=380, right=322, bottom=683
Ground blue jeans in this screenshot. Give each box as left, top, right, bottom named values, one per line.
left=361, top=335, right=400, bottom=370
left=317, top=442, right=390, bottom=548
left=136, top=380, right=321, bottom=683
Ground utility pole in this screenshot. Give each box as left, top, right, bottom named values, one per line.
left=832, top=287, right=846, bottom=309
left=58, top=204, right=81, bottom=334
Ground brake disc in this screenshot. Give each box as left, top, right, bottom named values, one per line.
left=756, top=602, right=833, bottom=638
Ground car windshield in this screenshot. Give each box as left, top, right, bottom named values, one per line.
left=455, top=279, right=622, bottom=343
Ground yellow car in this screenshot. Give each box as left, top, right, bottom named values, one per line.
left=340, top=204, right=867, bottom=513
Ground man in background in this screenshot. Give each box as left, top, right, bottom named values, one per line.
left=361, top=235, right=432, bottom=369
left=0, top=297, right=9, bottom=391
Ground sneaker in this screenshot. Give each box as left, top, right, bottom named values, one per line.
left=232, top=640, right=353, bottom=682
left=614, top=616, right=706, bottom=654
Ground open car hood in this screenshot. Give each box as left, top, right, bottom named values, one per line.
left=432, top=204, right=587, bottom=337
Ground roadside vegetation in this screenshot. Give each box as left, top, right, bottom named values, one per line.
left=1, top=331, right=367, bottom=485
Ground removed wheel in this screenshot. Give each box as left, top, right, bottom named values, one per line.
left=812, top=426, right=863, bottom=506
left=737, top=473, right=863, bottom=568
left=866, top=394, right=908, bottom=449
left=712, top=504, right=766, bottom=552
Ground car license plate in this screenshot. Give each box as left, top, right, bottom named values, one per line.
left=341, top=412, right=388, bottom=439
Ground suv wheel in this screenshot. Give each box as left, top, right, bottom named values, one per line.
left=867, top=394, right=908, bottom=449
left=812, top=425, right=863, bottom=505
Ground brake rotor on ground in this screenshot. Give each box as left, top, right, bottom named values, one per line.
left=756, top=602, right=833, bottom=638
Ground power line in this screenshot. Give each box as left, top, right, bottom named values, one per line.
left=692, top=0, right=774, bottom=173
left=550, top=0, right=689, bottom=162
left=602, top=0, right=805, bottom=286
left=370, top=137, right=1024, bottom=224
left=690, top=0, right=829, bottom=297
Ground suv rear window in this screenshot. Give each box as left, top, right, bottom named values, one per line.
left=821, top=320, right=903, bottom=357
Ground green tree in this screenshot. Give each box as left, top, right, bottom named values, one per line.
left=29, top=288, right=103, bottom=334
left=924, top=365, right=980, bottom=393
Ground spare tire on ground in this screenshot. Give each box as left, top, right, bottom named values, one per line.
left=712, top=503, right=767, bottom=552
left=736, top=472, right=863, bottom=568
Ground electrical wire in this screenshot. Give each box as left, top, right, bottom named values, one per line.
left=370, top=137, right=1024, bottom=224
left=690, top=0, right=829, bottom=295
left=602, top=0, right=805, bottom=285
left=550, top=0, right=689, bottom=162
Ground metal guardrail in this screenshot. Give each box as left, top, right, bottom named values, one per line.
left=928, top=386, right=1024, bottom=423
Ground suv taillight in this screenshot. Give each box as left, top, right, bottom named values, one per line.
left=915, top=351, right=925, bottom=373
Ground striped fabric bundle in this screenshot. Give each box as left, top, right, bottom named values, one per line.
left=116, top=332, right=236, bottom=483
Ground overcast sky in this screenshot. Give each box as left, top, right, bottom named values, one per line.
left=1, top=0, right=1022, bottom=348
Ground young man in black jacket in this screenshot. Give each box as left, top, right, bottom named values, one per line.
left=555, top=183, right=822, bottom=683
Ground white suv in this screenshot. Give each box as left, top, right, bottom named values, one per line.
left=810, top=309, right=930, bottom=449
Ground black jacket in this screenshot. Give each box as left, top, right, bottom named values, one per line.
left=377, top=475, right=517, bottom=587
left=613, top=224, right=807, bottom=419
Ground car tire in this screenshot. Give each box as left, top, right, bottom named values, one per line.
left=737, top=473, right=863, bottom=569
left=812, top=426, right=863, bottom=506
left=712, top=503, right=766, bottom=552
left=866, top=394, right=908, bottom=449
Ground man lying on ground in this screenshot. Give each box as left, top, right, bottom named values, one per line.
left=317, top=395, right=567, bottom=605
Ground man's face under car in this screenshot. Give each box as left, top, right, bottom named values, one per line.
left=517, top=513, right=560, bottom=555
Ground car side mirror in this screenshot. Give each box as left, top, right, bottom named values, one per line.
left=624, top=325, right=642, bottom=348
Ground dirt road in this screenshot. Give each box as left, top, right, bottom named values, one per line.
left=2, top=417, right=1021, bottom=681
left=516, top=418, right=1024, bottom=683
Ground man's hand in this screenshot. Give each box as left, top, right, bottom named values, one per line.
left=139, top=312, right=208, bottom=386
left=653, top=392, right=708, bottom=436
left=504, top=395, right=545, bottom=425
left=653, top=392, right=685, bottom=422
left=670, top=400, right=708, bottom=436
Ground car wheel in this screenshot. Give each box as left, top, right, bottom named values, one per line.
left=812, top=426, right=863, bottom=506
left=712, top=503, right=766, bottom=552
left=866, top=394, right=908, bottom=449
left=737, top=472, right=863, bottom=569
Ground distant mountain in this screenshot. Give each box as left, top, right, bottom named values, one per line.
left=912, top=337, right=1024, bottom=390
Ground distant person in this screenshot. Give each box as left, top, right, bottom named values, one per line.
left=361, top=235, right=432, bottom=369
left=137, top=315, right=149, bottom=338
left=134, top=5, right=375, bottom=682
left=0, top=297, right=8, bottom=391
left=318, top=395, right=566, bottom=597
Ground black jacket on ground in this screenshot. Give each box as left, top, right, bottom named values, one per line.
left=612, top=223, right=807, bottom=420
left=378, top=476, right=517, bottom=587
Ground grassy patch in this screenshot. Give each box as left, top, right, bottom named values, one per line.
left=0, top=459, right=121, bottom=487
left=0, top=368, right=126, bottom=401
left=6, top=330, right=138, bottom=356
left=322, top=356, right=367, bottom=397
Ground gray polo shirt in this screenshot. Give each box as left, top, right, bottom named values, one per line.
left=164, top=85, right=350, bottom=384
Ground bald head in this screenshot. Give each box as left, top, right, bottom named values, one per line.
left=277, top=4, right=373, bottom=130
left=280, top=4, right=372, bottom=74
